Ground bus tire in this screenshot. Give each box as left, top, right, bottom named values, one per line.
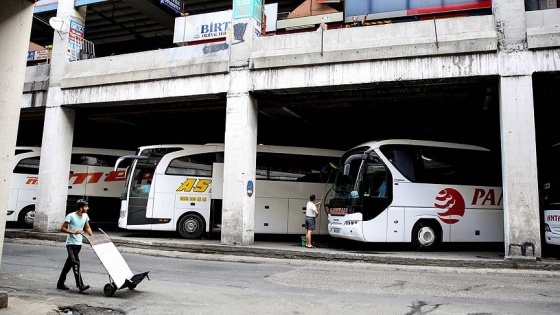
left=412, top=221, right=440, bottom=251
left=18, top=206, right=35, bottom=229
left=177, top=214, right=205, bottom=239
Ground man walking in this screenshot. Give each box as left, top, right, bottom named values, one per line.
left=57, top=199, right=93, bottom=293
left=305, top=194, right=320, bottom=248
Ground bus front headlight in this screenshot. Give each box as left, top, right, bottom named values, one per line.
left=344, top=220, right=359, bottom=226
left=544, top=223, right=551, bottom=232
left=120, top=210, right=125, bottom=218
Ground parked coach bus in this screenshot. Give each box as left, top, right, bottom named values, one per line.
left=542, top=143, right=560, bottom=247
left=326, top=139, right=503, bottom=250
left=114, top=144, right=343, bottom=239
left=7, top=146, right=133, bottom=228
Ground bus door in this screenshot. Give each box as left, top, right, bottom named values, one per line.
left=354, top=158, right=395, bottom=242
left=126, top=159, right=155, bottom=226
left=211, top=162, right=224, bottom=230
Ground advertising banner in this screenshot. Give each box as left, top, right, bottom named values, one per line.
left=68, top=19, right=85, bottom=61
left=174, top=3, right=277, bottom=44
left=344, top=0, right=491, bottom=22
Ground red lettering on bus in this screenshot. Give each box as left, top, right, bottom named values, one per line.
left=69, top=173, right=88, bottom=184
left=471, top=188, right=503, bottom=206
left=69, top=172, right=103, bottom=184
left=472, top=188, right=485, bottom=205
left=25, top=176, right=38, bottom=185
left=481, top=189, right=496, bottom=205
left=105, top=170, right=126, bottom=182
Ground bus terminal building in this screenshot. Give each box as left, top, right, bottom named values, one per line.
left=2, top=0, right=560, bottom=260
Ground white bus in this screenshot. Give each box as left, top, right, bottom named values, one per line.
left=542, top=143, right=560, bottom=247
left=7, top=146, right=133, bottom=228
left=326, top=139, right=504, bottom=250
left=114, top=144, right=343, bottom=239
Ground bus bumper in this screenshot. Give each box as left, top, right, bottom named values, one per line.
left=544, top=231, right=560, bottom=246
left=328, top=220, right=366, bottom=242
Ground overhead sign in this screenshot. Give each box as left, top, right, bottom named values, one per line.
left=35, top=0, right=108, bottom=13
left=174, top=3, right=277, bottom=44
left=233, top=0, right=262, bottom=24
left=160, top=0, right=182, bottom=15
left=67, top=19, right=85, bottom=61
left=27, top=49, right=51, bottom=62
left=174, top=10, right=232, bottom=43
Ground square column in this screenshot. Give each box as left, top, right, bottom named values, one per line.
left=33, top=103, right=75, bottom=232
left=221, top=1, right=263, bottom=245
left=0, top=0, right=34, bottom=267
left=499, top=75, right=541, bottom=260
left=494, top=0, right=541, bottom=260
left=221, top=77, right=258, bottom=245
left=34, top=0, right=86, bottom=232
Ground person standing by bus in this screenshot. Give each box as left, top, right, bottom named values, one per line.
left=305, top=194, right=320, bottom=248
left=57, top=199, right=93, bottom=293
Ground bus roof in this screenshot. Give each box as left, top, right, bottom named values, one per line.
left=349, top=139, right=490, bottom=152
left=15, top=146, right=41, bottom=155
left=14, top=146, right=134, bottom=157
left=154, top=144, right=343, bottom=166
left=135, top=144, right=206, bottom=153
left=199, top=143, right=343, bottom=157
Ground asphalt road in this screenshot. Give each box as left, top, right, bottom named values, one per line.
left=1, top=240, right=560, bottom=315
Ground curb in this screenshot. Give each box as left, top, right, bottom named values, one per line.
left=5, top=230, right=560, bottom=272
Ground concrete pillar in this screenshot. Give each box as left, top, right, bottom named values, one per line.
left=221, top=0, right=263, bottom=245
left=499, top=76, right=541, bottom=260
left=0, top=0, right=34, bottom=264
left=0, top=0, right=34, bottom=309
left=34, top=0, right=86, bottom=232
left=494, top=0, right=541, bottom=259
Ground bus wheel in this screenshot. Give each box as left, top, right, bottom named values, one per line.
left=412, top=221, right=440, bottom=251
left=177, top=214, right=205, bottom=239
left=18, top=206, right=35, bottom=229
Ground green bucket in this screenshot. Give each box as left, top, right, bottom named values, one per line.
left=301, top=236, right=306, bottom=247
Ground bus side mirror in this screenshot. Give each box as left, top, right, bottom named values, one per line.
left=343, top=164, right=350, bottom=176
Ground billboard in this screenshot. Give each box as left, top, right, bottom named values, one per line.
left=174, top=3, right=277, bottom=44
left=345, top=0, right=492, bottom=22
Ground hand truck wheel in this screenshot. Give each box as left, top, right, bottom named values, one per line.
left=104, top=283, right=117, bottom=297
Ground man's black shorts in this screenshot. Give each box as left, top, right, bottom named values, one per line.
left=305, top=216, right=316, bottom=231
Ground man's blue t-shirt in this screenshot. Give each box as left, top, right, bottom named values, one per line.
left=65, top=212, right=90, bottom=245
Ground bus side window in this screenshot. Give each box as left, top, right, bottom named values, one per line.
left=165, top=153, right=214, bottom=177
left=13, top=157, right=40, bottom=174
left=369, top=173, right=387, bottom=198
left=377, top=180, right=387, bottom=197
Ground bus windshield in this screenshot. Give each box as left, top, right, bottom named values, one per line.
left=543, top=144, right=560, bottom=209
left=329, top=146, right=385, bottom=214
